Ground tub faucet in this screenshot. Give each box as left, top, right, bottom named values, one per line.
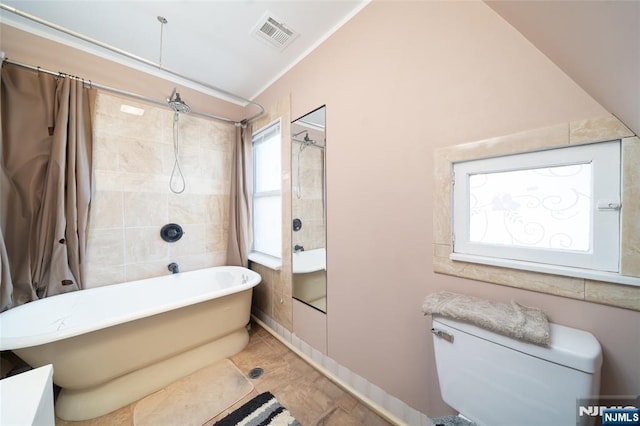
left=168, top=262, right=179, bottom=274
left=294, top=244, right=305, bottom=253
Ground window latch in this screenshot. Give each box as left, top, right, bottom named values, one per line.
left=597, top=200, right=621, bottom=210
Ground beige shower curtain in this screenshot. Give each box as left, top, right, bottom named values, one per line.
left=0, top=63, right=95, bottom=312
left=227, top=123, right=253, bottom=267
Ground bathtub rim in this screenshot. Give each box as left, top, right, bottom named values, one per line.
left=0, top=266, right=260, bottom=350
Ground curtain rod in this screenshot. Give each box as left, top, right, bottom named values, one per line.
left=2, top=57, right=243, bottom=125
left=0, top=2, right=264, bottom=125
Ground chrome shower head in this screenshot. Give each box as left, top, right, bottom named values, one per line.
left=303, top=133, right=316, bottom=145
left=167, top=88, right=190, bottom=113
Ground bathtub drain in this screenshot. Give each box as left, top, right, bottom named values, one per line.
left=248, top=367, right=264, bottom=379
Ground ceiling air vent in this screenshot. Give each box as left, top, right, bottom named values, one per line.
left=251, top=12, right=298, bottom=51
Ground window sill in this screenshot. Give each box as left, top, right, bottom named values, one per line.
left=248, top=252, right=282, bottom=271
left=450, top=253, right=640, bottom=287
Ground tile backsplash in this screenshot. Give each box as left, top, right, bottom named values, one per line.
left=85, top=92, right=235, bottom=288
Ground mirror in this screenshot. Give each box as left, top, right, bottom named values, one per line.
left=291, top=106, right=327, bottom=313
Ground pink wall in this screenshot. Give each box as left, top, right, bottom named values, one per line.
left=256, top=1, right=639, bottom=417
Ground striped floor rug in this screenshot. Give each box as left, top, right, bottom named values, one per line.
left=214, top=392, right=300, bottom=426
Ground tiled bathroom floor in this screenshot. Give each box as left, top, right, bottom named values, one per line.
left=55, top=322, right=393, bottom=425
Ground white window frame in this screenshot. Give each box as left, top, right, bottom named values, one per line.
left=451, top=140, right=621, bottom=275
left=249, top=119, right=282, bottom=268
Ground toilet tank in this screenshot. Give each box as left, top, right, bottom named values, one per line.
left=432, top=316, right=602, bottom=426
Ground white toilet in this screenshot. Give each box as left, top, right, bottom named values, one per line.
left=431, top=315, right=602, bottom=426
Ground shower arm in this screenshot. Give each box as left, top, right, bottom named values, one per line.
left=0, top=3, right=264, bottom=125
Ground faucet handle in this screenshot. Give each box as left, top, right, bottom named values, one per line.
left=168, top=262, right=179, bottom=274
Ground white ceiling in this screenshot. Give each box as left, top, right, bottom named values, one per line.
left=1, top=1, right=367, bottom=102
left=2, top=0, right=638, bottom=135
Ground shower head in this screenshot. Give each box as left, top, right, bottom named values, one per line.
left=293, top=131, right=316, bottom=146
left=167, top=88, right=190, bottom=113
left=303, top=133, right=316, bottom=145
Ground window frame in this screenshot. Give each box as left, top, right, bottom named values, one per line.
left=451, top=140, right=621, bottom=274
left=250, top=119, right=282, bottom=263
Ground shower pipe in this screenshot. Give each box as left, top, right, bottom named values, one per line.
left=292, top=138, right=325, bottom=149
left=0, top=3, right=264, bottom=126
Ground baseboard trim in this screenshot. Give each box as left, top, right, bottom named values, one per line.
left=251, top=311, right=431, bottom=426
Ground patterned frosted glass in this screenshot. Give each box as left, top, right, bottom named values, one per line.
left=468, top=164, right=592, bottom=251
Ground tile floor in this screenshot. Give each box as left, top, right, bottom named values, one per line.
left=54, top=322, right=393, bottom=425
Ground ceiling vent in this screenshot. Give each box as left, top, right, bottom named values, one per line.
left=251, top=12, right=298, bottom=51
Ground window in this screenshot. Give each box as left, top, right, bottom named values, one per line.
left=452, top=140, right=621, bottom=273
left=252, top=121, right=282, bottom=260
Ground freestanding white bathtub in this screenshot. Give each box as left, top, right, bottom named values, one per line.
left=0, top=266, right=261, bottom=421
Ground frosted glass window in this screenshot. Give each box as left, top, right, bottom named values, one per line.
left=469, top=164, right=591, bottom=251
left=252, top=121, right=282, bottom=259
left=252, top=196, right=282, bottom=257
left=254, top=132, right=281, bottom=192
left=452, top=141, right=621, bottom=272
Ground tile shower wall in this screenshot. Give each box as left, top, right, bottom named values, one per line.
left=291, top=142, right=325, bottom=251
left=85, top=92, right=235, bottom=288
left=249, top=95, right=293, bottom=331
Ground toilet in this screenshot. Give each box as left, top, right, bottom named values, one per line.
left=431, top=315, right=602, bottom=426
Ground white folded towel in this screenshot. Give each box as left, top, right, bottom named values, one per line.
left=422, top=291, right=550, bottom=346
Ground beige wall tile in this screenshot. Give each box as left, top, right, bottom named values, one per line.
left=621, top=137, right=640, bottom=277
left=84, top=263, right=125, bottom=289
left=433, top=251, right=585, bottom=299
left=438, top=123, right=569, bottom=164
left=273, top=269, right=293, bottom=330
left=168, top=194, right=207, bottom=225
left=585, top=280, right=640, bottom=311
left=199, top=149, right=231, bottom=181
left=570, top=115, right=634, bottom=145
left=88, top=92, right=235, bottom=285
left=125, top=227, right=169, bottom=264
left=125, top=261, right=170, bottom=282
left=118, top=137, right=164, bottom=174
left=433, top=243, right=451, bottom=258
left=95, top=170, right=169, bottom=193
left=206, top=195, right=229, bottom=225
left=179, top=177, right=227, bottom=195
left=168, top=224, right=206, bottom=257
left=174, top=252, right=226, bottom=271
left=123, top=192, right=168, bottom=227
left=205, top=223, right=226, bottom=253
left=93, top=96, right=164, bottom=142
left=204, top=121, right=235, bottom=153
left=91, top=190, right=123, bottom=229
left=87, top=228, right=125, bottom=266
left=93, top=133, right=119, bottom=171
left=432, top=154, right=452, bottom=245
left=250, top=262, right=275, bottom=317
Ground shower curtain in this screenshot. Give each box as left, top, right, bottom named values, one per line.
left=0, top=63, right=95, bottom=312
left=227, top=123, right=253, bottom=267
